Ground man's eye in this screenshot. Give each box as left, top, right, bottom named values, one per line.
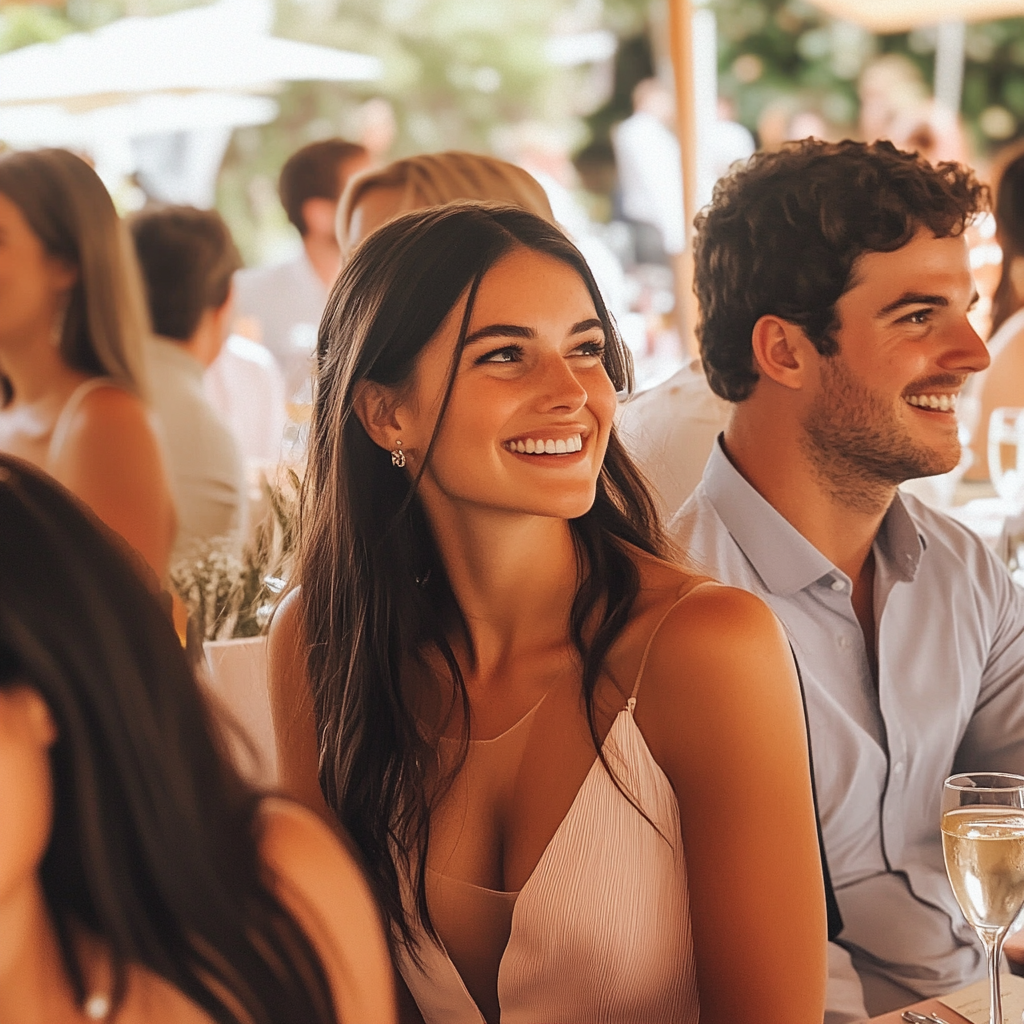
left=902, top=309, right=931, bottom=325
left=477, top=345, right=523, bottom=364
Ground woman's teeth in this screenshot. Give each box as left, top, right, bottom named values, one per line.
left=906, top=393, right=957, bottom=411
left=505, top=433, right=583, bottom=455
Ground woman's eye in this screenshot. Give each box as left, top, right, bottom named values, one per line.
left=574, top=339, right=606, bottom=357
left=477, top=345, right=523, bottom=365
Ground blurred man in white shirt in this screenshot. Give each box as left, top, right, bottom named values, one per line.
left=131, top=205, right=245, bottom=562
left=234, top=139, right=369, bottom=397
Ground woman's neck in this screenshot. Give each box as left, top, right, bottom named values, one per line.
left=0, top=878, right=86, bottom=1023
left=1, top=332, right=81, bottom=407
left=429, top=507, right=580, bottom=678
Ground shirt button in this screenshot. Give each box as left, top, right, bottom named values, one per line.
left=838, top=636, right=851, bottom=649
left=831, top=580, right=846, bottom=592
left=892, top=761, right=905, bottom=775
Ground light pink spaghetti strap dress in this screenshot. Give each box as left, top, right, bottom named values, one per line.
left=396, top=600, right=701, bottom=1023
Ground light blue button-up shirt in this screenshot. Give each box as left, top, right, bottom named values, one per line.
left=671, top=438, right=1024, bottom=1017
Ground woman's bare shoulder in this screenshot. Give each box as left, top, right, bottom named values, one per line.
left=629, top=568, right=796, bottom=723
left=626, top=541, right=730, bottom=616
left=257, top=797, right=397, bottom=1022
left=72, top=383, right=151, bottom=430
left=268, top=588, right=303, bottom=650
left=258, top=796, right=364, bottom=883
left=55, top=384, right=163, bottom=469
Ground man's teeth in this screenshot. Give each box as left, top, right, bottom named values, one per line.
left=906, top=394, right=957, bottom=411
left=505, top=433, right=583, bottom=455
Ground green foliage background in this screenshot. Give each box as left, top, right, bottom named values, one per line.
left=713, top=0, right=1024, bottom=158
left=4, top=0, right=1024, bottom=259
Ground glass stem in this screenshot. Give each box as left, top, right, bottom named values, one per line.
left=980, top=928, right=1005, bottom=1024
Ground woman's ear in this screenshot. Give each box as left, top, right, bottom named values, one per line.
left=47, top=256, right=78, bottom=296
left=352, top=380, right=403, bottom=453
left=750, top=314, right=813, bottom=391
left=24, top=689, right=57, bottom=748
left=3, top=686, right=59, bottom=749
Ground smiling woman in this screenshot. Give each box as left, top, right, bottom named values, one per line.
left=270, top=201, right=828, bottom=1024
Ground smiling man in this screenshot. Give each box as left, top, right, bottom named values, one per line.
left=670, top=140, right=1024, bottom=1021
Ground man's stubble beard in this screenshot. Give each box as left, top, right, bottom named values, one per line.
left=800, top=354, right=960, bottom=515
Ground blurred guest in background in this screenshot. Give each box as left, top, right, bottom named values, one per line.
left=617, top=358, right=731, bottom=519
left=130, top=205, right=245, bottom=563
left=234, top=139, right=369, bottom=397
left=0, top=453, right=396, bottom=1024
left=857, top=54, right=929, bottom=145
left=337, top=149, right=555, bottom=257
left=612, top=78, right=683, bottom=266
left=970, top=148, right=1024, bottom=478
left=204, top=331, right=289, bottom=468
left=0, top=148, right=175, bottom=580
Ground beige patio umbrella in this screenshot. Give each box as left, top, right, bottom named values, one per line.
left=807, top=0, right=1024, bottom=34
left=667, top=0, right=700, bottom=351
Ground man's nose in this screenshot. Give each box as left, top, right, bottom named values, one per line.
left=943, top=316, right=990, bottom=375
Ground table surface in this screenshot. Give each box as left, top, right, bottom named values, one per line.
left=868, top=996, right=972, bottom=1023
left=866, top=973, right=1024, bottom=1023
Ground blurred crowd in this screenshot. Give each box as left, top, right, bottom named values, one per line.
left=8, top=53, right=1024, bottom=1024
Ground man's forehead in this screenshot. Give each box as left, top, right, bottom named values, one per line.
left=845, top=231, right=971, bottom=297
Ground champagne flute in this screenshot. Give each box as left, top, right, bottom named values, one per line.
left=988, top=408, right=1024, bottom=506
left=941, top=773, right=1024, bottom=1024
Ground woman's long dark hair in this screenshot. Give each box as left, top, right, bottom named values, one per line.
left=299, top=201, right=665, bottom=953
left=992, top=149, right=1024, bottom=335
left=0, top=455, right=336, bottom=1024
left=0, top=148, right=150, bottom=401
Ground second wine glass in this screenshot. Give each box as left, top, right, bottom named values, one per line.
left=941, top=772, right=1024, bottom=1024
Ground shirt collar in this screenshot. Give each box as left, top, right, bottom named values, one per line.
left=702, top=436, right=925, bottom=596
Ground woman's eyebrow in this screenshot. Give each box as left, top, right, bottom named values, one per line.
left=464, top=323, right=535, bottom=346
left=464, top=318, right=605, bottom=346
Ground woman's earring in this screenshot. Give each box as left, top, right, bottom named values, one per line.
left=391, top=439, right=406, bottom=468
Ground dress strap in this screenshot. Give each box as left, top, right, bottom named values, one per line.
left=628, top=579, right=713, bottom=706
left=48, top=378, right=118, bottom=465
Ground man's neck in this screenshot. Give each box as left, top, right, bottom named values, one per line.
left=723, top=415, right=894, bottom=584
left=302, top=233, right=341, bottom=289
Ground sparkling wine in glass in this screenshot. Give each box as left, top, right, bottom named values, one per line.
left=942, top=773, right=1024, bottom=1024
left=988, top=408, right=1024, bottom=506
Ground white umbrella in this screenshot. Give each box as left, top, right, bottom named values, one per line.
left=0, top=93, right=278, bottom=146
left=808, top=0, right=1024, bottom=35
left=0, top=0, right=381, bottom=107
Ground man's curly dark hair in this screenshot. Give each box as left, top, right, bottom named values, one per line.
left=694, top=139, right=988, bottom=402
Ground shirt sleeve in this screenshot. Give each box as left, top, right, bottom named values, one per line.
left=954, top=544, right=1024, bottom=774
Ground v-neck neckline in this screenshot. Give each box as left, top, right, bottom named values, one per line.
left=426, top=704, right=639, bottom=1022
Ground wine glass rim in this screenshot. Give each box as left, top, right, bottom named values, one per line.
left=944, top=771, right=1024, bottom=791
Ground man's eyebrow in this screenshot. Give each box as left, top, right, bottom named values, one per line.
left=463, top=318, right=605, bottom=345
left=875, top=293, right=949, bottom=318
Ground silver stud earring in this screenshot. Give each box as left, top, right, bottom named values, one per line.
left=391, top=439, right=406, bottom=468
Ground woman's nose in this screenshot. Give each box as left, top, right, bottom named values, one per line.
left=536, top=353, right=587, bottom=411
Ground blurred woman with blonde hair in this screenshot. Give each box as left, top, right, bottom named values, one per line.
left=336, top=150, right=555, bottom=258
left=0, top=148, right=175, bottom=578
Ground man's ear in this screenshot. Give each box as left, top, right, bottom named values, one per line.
left=352, top=380, right=403, bottom=452
left=750, top=314, right=813, bottom=391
